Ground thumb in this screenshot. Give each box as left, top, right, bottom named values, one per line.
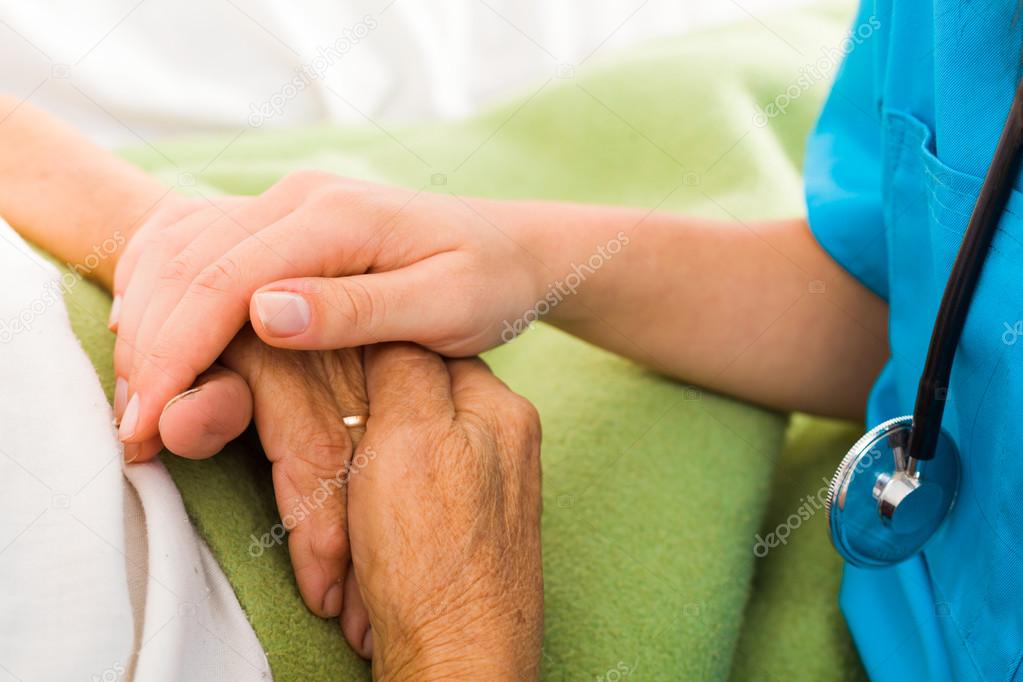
left=250, top=258, right=470, bottom=351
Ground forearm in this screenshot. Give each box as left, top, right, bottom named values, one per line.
left=509, top=202, right=889, bottom=420
left=0, top=94, right=179, bottom=291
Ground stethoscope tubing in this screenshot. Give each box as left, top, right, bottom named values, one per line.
left=907, top=73, right=1023, bottom=462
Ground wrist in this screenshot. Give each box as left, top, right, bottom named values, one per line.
left=374, top=628, right=537, bottom=682
left=0, top=94, right=181, bottom=291
left=505, top=200, right=635, bottom=327
left=369, top=591, right=541, bottom=682
left=489, top=199, right=575, bottom=321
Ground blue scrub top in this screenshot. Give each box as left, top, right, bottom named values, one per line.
left=805, top=1, right=1023, bottom=679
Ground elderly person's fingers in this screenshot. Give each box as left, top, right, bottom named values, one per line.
left=363, top=342, right=453, bottom=427
left=448, top=356, right=514, bottom=415
left=221, top=331, right=365, bottom=620
left=340, top=568, right=372, bottom=659
left=156, top=364, right=254, bottom=459
left=350, top=343, right=543, bottom=678
left=448, top=356, right=543, bottom=492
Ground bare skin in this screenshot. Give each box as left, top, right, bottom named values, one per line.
left=0, top=91, right=889, bottom=678
left=353, top=343, right=543, bottom=680
left=99, top=173, right=888, bottom=451
left=0, top=93, right=888, bottom=438
left=0, top=95, right=543, bottom=678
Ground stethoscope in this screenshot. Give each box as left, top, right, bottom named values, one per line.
left=825, top=73, right=1023, bottom=568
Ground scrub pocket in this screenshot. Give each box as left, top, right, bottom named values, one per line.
left=883, top=109, right=1023, bottom=679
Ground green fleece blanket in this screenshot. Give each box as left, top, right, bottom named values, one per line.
left=58, top=6, right=867, bottom=681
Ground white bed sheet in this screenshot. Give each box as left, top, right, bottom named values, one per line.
left=0, top=220, right=269, bottom=682
left=0, top=0, right=824, bottom=146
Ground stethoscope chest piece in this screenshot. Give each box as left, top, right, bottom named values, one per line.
left=826, top=416, right=960, bottom=568
left=823, top=63, right=1023, bottom=568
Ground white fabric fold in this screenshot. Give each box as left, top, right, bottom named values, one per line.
left=0, top=219, right=269, bottom=682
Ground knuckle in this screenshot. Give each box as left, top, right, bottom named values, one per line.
left=504, top=394, right=542, bottom=447
left=281, top=169, right=334, bottom=191
left=290, top=437, right=351, bottom=482
left=309, top=180, right=375, bottom=214
left=142, top=235, right=182, bottom=271
left=376, top=406, right=448, bottom=446
left=192, top=256, right=243, bottom=298
left=144, top=341, right=196, bottom=385
left=334, top=279, right=383, bottom=332
left=157, top=249, right=196, bottom=285
left=505, top=391, right=538, bottom=422
left=272, top=170, right=350, bottom=207
left=308, top=520, right=348, bottom=561
left=149, top=225, right=181, bottom=250
left=145, top=205, right=175, bottom=228
left=149, top=199, right=203, bottom=230
left=308, top=186, right=350, bottom=214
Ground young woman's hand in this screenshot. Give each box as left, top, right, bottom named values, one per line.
left=109, top=194, right=373, bottom=629
left=349, top=343, right=543, bottom=680
left=109, top=194, right=250, bottom=461
left=113, top=171, right=548, bottom=454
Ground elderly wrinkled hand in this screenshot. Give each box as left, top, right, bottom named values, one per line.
left=350, top=343, right=544, bottom=680
left=157, top=338, right=546, bottom=676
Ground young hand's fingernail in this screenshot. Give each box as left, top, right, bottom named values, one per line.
left=253, top=291, right=310, bottom=337
left=108, top=295, right=122, bottom=331
left=123, top=442, right=140, bottom=464
left=119, top=393, right=140, bottom=440
left=114, top=377, right=128, bottom=420
left=362, top=627, right=373, bottom=659
left=322, top=583, right=343, bottom=618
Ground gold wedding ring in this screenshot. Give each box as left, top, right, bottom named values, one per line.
left=342, top=415, right=368, bottom=429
